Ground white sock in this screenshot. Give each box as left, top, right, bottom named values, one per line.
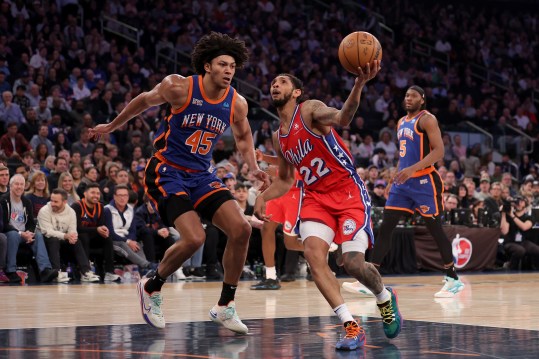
left=265, top=266, right=277, bottom=280
left=333, top=303, right=355, bottom=324
left=375, top=286, right=391, bottom=304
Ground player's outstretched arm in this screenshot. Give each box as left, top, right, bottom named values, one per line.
left=89, top=75, right=187, bottom=138
left=312, top=60, right=380, bottom=128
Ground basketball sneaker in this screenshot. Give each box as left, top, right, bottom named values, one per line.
left=250, top=278, right=281, bottom=290
left=209, top=301, right=248, bottom=334
left=81, top=271, right=100, bottom=282
left=137, top=278, right=165, bottom=328
left=342, top=281, right=375, bottom=297
left=376, top=287, right=403, bottom=339
left=335, top=321, right=366, bottom=351
left=434, top=276, right=465, bottom=298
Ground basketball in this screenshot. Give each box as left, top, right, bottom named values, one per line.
left=338, top=31, right=382, bottom=75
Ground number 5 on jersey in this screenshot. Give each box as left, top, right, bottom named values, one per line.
left=399, top=140, right=406, bottom=157
left=185, top=130, right=216, bottom=155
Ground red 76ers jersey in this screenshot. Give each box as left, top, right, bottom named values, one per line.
left=278, top=104, right=362, bottom=193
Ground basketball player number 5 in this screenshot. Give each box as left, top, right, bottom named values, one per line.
left=399, top=140, right=406, bottom=157
left=299, top=157, right=330, bottom=185
left=185, top=130, right=216, bottom=155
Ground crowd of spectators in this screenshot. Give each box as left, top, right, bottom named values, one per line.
left=0, top=0, right=538, bottom=283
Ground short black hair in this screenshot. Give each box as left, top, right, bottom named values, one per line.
left=84, top=182, right=100, bottom=191
left=52, top=188, right=68, bottom=200
left=275, top=73, right=304, bottom=103
left=191, top=32, right=249, bottom=75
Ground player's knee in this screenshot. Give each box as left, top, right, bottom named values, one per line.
left=228, top=220, right=252, bottom=243
left=183, top=234, right=206, bottom=252
left=343, top=256, right=366, bottom=279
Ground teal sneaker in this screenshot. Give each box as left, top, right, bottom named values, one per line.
left=435, top=276, right=464, bottom=298
left=335, top=321, right=366, bottom=351
left=377, top=287, right=402, bottom=339
left=250, top=278, right=281, bottom=290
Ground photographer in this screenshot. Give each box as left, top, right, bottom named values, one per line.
left=500, top=196, right=539, bottom=270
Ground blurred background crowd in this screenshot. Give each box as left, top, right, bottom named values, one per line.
left=0, top=0, right=538, bottom=283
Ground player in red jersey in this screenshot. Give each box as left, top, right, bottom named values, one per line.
left=254, top=63, right=402, bottom=351
left=90, top=32, right=268, bottom=334
left=251, top=150, right=304, bottom=290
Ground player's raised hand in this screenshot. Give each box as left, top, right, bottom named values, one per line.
left=355, top=60, right=381, bottom=87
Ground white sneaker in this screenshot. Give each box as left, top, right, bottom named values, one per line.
left=434, top=276, right=465, bottom=298
left=209, top=301, right=248, bottom=334
left=104, top=272, right=122, bottom=282
left=81, top=271, right=100, bottom=282
left=55, top=271, right=70, bottom=283
left=174, top=267, right=186, bottom=281
left=342, top=281, right=375, bottom=297
left=137, top=278, right=165, bottom=328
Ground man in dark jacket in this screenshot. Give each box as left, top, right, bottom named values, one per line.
left=1, top=174, right=57, bottom=283
left=134, top=196, right=175, bottom=264
left=71, top=182, right=121, bottom=282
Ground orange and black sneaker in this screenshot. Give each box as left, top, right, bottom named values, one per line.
left=335, top=321, right=366, bottom=351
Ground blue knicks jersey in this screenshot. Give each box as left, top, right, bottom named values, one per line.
left=396, top=110, right=432, bottom=171
left=153, top=75, right=237, bottom=171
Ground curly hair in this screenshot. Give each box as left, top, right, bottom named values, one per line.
left=191, top=32, right=249, bottom=75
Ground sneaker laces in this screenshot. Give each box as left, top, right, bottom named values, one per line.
left=343, top=322, right=363, bottom=339
left=149, top=293, right=163, bottom=316
left=223, top=306, right=237, bottom=321
left=378, top=301, right=396, bottom=324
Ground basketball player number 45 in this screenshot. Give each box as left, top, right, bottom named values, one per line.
left=185, top=130, right=216, bottom=155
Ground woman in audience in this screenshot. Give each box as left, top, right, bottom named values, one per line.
left=57, top=172, right=80, bottom=206
left=70, top=164, right=83, bottom=190
left=25, top=171, right=50, bottom=220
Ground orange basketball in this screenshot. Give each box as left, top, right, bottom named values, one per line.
left=338, top=31, right=382, bottom=75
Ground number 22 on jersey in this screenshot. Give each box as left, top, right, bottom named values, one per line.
left=299, top=157, right=331, bottom=185
left=185, top=130, right=216, bottom=155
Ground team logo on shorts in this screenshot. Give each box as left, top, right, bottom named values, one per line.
left=209, top=181, right=224, bottom=189
left=342, top=219, right=356, bottom=235
left=419, top=205, right=430, bottom=213
left=452, top=234, right=472, bottom=269
left=284, top=221, right=292, bottom=231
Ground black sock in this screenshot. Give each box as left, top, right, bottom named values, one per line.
left=444, top=264, right=458, bottom=280
left=144, top=269, right=167, bottom=293
left=218, top=282, right=237, bottom=306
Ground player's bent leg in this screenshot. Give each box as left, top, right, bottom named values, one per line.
left=283, top=234, right=304, bottom=252
left=342, top=232, right=402, bottom=339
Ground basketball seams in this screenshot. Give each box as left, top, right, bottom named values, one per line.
left=339, top=40, right=357, bottom=75
left=367, top=33, right=376, bottom=64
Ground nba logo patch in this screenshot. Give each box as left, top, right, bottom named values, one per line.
left=452, top=234, right=472, bottom=269
left=342, top=219, right=356, bottom=235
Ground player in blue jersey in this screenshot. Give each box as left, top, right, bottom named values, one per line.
left=344, top=86, right=464, bottom=298
left=89, top=32, right=268, bottom=333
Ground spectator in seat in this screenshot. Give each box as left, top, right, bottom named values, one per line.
left=104, top=184, right=152, bottom=270
left=0, top=122, right=31, bottom=158
left=39, top=188, right=100, bottom=283
left=72, top=183, right=120, bottom=282
left=1, top=174, right=57, bottom=283
left=25, top=170, right=50, bottom=220
left=47, top=156, right=69, bottom=190
left=134, top=196, right=175, bottom=265
left=500, top=196, right=539, bottom=270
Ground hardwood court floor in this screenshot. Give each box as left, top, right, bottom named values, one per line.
left=1, top=272, right=538, bottom=358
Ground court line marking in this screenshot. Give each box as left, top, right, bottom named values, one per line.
left=0, top=347, right=223, bottom=359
